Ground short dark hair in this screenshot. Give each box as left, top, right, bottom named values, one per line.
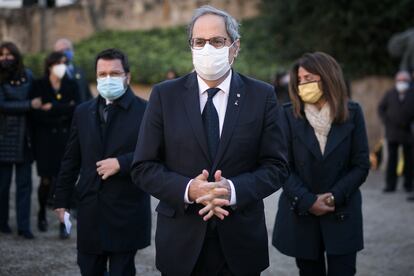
left=44, top=51, right=66, bottom=76
left=289, top=52, right=349, bottom=124
left=0, top=41, right=25, bottom=82
left=95, top=48, right=130, bottom=74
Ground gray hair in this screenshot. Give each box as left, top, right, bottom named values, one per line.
left=187, top=5, right=241, bottom=43
left=396, top=70, right=411, bottom=81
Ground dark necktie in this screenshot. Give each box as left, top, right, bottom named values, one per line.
left=202, top=88, right=220, bottom=162
left=103, top=104, right=112, bottom=123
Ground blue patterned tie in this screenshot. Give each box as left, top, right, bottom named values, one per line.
left=202, top=88, right=220, bottom=162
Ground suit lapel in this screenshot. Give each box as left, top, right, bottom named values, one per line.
left=323, top=120, right=354, bottom=159
left=182, top=73, right=211, bottom=163
left=292, top=115, right=323, bottom=160
left=212, top=72, right=244, bottom=170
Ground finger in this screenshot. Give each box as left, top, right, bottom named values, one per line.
left=102, top=172, right=110, bottom=180
left=203, top=210, right=215, bottom=221
left=211, top=187, right=229, bottom=197
left=96, top=160, right=103, bottom=167
left=213, top=211, right=225, bottom=220
left=202, top=169, right=209, bottom=179
left=199, top=203, right=214, bottom=215
left=214, top=170, right=222, bottom=181
left=211, top=198, right=230, bottom=207
left=199, top=182, right=218, bottom=190
left=214, top=206, right=229, bottom=217
left=196, top=194, right=214, bottom=204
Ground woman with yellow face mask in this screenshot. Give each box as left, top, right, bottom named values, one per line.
left=273, top=52, right=370, bottom=276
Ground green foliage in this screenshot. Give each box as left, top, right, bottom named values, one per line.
left=260, top=0, right=414, bottom=78
left=24, top=19, right=280, bottom=84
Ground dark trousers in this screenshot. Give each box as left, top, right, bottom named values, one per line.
left=188, top=225, right=260, bottom=276
left=0, top=161, right=32, bottom=232
left=295, top=252, right=357, bottom=276
left=77, top=250, right=137, bottom=276
left=386, top=142, right=413, bottom=190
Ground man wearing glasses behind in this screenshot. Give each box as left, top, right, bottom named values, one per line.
left=54, top=48, right=151, bottom=275
left=132, top=5, right=289, bottom=276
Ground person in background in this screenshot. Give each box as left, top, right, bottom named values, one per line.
left=30, top=51, right=80, bottom=238
left=378, top=71, right=414, bottom=193
left=54, top=48, right=151, bottom=276
left=274, top=71, right=290, bottom=104
left=0, top=42, right=41, bottom=239
left=273, top=52, right=370, bottom=276
left=165, top=68, right=179, bottom=80
left=54, top=38, right=93, bottom=102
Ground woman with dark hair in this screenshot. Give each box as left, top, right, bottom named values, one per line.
left=273, top=52, right=370, bottom=276
left=30, top=51, right=79, bottom=238
left=0, top=42, right=42, bottom=239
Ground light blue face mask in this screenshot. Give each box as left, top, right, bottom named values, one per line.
left=97, top=76, right=127, bottom=101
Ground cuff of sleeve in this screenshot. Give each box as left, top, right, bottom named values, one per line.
left=297, top=193, right=317, bottom=213
left=330, top=189, right=345, bottom=206
left=228, top=180, right=237, bottom=206
left=116, top=156, right=129, bottom=175
left=184, top=179, right=194, bottom=204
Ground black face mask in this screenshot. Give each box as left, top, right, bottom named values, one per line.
left=0, top=59, right=17, bottom=71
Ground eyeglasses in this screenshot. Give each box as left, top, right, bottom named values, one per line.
left=189, top=37, right=228, bottom=49
left=97, top=71, right=125, bottom=79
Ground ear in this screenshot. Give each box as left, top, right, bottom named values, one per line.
left=126, top=72, right=131, bottom=85
left=233, top=40, right=241, bottom=58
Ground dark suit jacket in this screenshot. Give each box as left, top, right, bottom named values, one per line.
left=131, top=71, right=289, bottom=276
left=54, top=88, right=151, bottom=254
left=30, top=76, right=79, bottom=176
left=378, top=87, right=414, bottom=144
left=273, top=101, right=370, bottom=260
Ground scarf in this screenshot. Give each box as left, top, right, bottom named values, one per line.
left=304, top=103, right=333, bottom=154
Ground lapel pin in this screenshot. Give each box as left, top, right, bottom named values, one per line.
left=237, top=93, right=240, bottom=98
left=234, top=100, right=239, bottom=106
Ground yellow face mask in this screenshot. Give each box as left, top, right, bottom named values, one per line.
left=298, top=81, right=323, bottom=103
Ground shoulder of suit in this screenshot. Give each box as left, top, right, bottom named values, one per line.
left=347, top=100, right=361, bottom=111
left=237, top=72, right=273, bottom=91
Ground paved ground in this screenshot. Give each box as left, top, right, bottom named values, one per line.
left=0, top=169, right=413, bottom=276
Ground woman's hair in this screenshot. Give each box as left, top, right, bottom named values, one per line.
left=44, top=51, right=66, bottom=76
left=288, top=52, right=349, bottom=123
left=0, top=41, right=25, bottom=82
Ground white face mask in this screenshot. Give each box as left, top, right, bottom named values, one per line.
left=52, top=64, right=66, bottom=79
left=396, top=81, right=410, bottom=92
left=192, top=42, right=237, bottom=81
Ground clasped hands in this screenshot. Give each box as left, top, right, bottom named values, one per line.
left=188, top=170, right=231, bottom=221
left=309, top=193, right=335, bottom=216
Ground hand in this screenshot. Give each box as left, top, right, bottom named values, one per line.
left=55, top=208, right=66, bottom=223
left=41, top=102, right=53, bottom=111
left=196, top=170, right=230, bottom=221
left=309, top=193, right=335, bottom=216
left=31, top=97, right=42, bottom=109
left=188, top=169, right=210, bottom=202
left=96, top=158, right=120, bottom=180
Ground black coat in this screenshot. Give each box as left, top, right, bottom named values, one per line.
left=0, top=69, right=33, bottom=163
left=30, top=76, right=80, bottom=176
left=273, top=102, right=370, bottom=260
left=131, top=71, right=289, bottom=276
left=378, top=87, right=414, bottom=144
left=54, top=89, right=151, bottom=254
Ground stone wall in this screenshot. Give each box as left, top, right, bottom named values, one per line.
left=0, top=0, right=260, bottom=53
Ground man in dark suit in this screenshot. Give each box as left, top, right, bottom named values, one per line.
left=54, top=38, right=93, bottom=102
left=378, top=70, right=414, bottom=193
left=54, top=48, right=151, bottom=276
left=131, top=5, right=289, bottom=276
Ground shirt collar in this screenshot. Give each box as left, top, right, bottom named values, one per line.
left=197, top=70, right=232, bottom=96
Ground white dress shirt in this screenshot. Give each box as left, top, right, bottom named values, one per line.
left=184, top=71, right=237, bottom=206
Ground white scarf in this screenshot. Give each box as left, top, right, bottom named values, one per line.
left=304, top=103, right=332, bottom=154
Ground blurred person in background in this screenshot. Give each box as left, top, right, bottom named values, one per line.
left=165, top=68, right=179, bottom=80
left=273, top=71, right=290, bottom=104
left=0, top=42, right=41, bottom=239
left=30, top=51, right=80, bottom=238
left=273, top=52, right=370, bottom=276
left=54, top=48, right=151, bottom=275
left=54, top=38, right=93, bottom=102
left=378, top=71, right=414, bottom=193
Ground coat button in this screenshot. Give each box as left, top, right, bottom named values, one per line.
left=294, top=196, right=298, bottom=201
